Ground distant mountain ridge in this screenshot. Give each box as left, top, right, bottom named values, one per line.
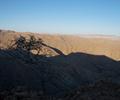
left=0, top=29, right=120, bottom=60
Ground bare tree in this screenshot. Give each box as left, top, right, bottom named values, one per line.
left=15, top=35, right=26, bottom=50
left=13, top=35, right=43, bottom=55
left=26, top=35, right=43, bottom=55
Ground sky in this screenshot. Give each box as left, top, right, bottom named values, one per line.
left=0, top=0, right=120, bottom=35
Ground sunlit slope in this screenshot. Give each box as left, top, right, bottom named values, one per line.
left=37, top=34, right=120, bottom=60
left=0, top=30, right=120, bottom=60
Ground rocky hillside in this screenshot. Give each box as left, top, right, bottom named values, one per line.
left=0, top=30, right=120, bottom=60
left=0, top=30, right=120, bottom=99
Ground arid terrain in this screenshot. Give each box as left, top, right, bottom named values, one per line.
left=0, top=30, right=120, bottom=100
left=1, top=30, right=120, bottom=60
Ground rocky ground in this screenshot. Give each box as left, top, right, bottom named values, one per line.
left=0, top=30, right=120, bottom=100
left=0, top=80, right=120, bottom=100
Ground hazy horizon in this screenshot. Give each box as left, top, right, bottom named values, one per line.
left=0, top=0, right=120, bottom=36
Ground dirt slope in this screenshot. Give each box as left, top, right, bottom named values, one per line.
left=0, top=30, right=120, bottom=60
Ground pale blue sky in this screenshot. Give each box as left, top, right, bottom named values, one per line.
left=0, top=0, right=120, bottom=35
